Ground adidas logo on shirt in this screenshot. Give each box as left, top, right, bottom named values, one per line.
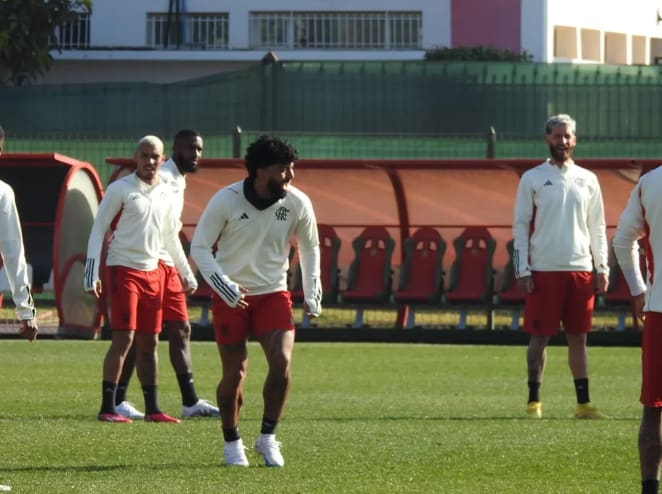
left=543, top=180, right=553, bottom=186
left=239, top=212, right=249, bottom=220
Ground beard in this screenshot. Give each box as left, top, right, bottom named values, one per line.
left=548, top=144, right=571, bottom=162
left=267, top=178, right=288, bottom=199
left=174, top=153, right=199, bottom=174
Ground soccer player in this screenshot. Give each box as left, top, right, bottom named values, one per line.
left=85, top=135, right=198, bottom=423
left=0, top=125, right=38, bottom=342
left=114, top=130, right=219, bottom=420
left=613, top=165, right=662, bottom=494
left=190, top=135, right=322, bottom=467
left=512, top=114, right=609, bottom=419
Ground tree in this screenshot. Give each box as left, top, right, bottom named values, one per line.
left=425, top=46, right=533, bottom=63
left=0, top=0, right=93, bottom=86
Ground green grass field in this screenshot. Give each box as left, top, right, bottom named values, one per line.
left=0, top=341, right=643, bottom=493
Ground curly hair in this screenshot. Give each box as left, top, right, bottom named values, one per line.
left=244, top=135, right=298, bottom=178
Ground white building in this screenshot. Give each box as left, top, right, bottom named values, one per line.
left=45, top=0, right=662, bottom=84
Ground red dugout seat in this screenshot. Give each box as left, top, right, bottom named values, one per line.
left=445, top=226, right=496, bottom=329
left=394, top=228, right=446, bottom=328
left=342, top=226, right=395, bottom=327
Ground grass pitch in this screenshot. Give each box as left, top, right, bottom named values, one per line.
left=0, top=341, right=642, bottom=493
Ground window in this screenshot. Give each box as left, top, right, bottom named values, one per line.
left=250, top=11, right=422, bottom=50
left=54, top=13, right=90, bottom=49
left=146, top=13, right=229, bottom=49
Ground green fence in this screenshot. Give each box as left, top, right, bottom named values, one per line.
left=3, top=61, right=662, bottom=140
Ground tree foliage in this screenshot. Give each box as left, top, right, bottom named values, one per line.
left=425, top=46, right=533, bottom=63
left=0, top=0, right=93, bottom=86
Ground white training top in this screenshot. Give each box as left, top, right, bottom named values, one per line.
left=157, top=158, right=186, bottom=266
left=0, top=180, right=36, bottom=320
left=84, top=172, right=196, bottom=292
left=512, top=159, right=609, bottom=278
left=190, top=179, right=321, bottom=299
left=613, top=165, right=662, bottom=311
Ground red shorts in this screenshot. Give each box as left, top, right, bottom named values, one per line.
left=106, top=265, right=164, bottom=333
left=641, top=312, right=662, bottom=407
left=159, top=261, right=188, bottom=322
left=211, top=291, right=295, bottom=345
left=523, top=271, right=595, bottom=336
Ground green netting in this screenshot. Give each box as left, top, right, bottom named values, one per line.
left=2, top=61, right=662, bottom=140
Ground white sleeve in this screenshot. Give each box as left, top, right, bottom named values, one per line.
left=613, top=181, right=647, bottom=296
left=190, top=192, right=243, bottom=307
left=512, top=172, right=533, bottom=279
left=0, top=185, right=36, bottom=320
left=296, top=196, right=322, bottom=316
left=84, top=184, right=123, bottom=292
left=163, top=206, right=196, bottom=290
left=587, top=178, right=609, bottom=275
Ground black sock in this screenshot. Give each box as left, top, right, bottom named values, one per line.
left=574, top=378, right=590, bottom=404
left=528, top=381, right=541, bottom=403
left=115, top=381, right=129, bottom=405
left=101, top=381, right=117, bottom=414
left=142, top=385, right=160, bottom=415
left=176, top=373, right=199, bottom=407
left=223, top=427, right=240, bottom=442
left=261, top=417, right=278, bottom=435
left=642, top=479, right=659, bottom=494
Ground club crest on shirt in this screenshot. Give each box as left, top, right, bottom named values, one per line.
left=575, top=177, right=586, bottom=187
left=275, top=206, right=290, bottom=221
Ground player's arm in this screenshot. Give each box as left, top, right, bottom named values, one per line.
left=295, top=197, right=322, bottom=317
left=0, top=187, right=38, bottom=339
left=84, top=184, right=123, bottom=297
left=512, top=173, right=534, bottom=292
left=163, top=207, right=197, bottom=293
left=587, top=177, right=610, bottom=293
left=613, top=180, right=647, bottom=298
left=190, top=192, right=247, bottom=308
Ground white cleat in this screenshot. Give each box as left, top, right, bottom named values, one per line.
left=115, top=401, right=145, bottom=420
left=182, top=399, right=220, bottom=418
left=224, top=439, right=249, bottom=467
left=255, top=433, right=284, bottom=467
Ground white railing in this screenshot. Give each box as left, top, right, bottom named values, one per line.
left=54, top=13, right=90, bottom=49
left=250, top=11, right=422, bottom=50
left=146, top=13, right=229, bottom=49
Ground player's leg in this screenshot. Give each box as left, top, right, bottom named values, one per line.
left=135, top=268, right=179, bottom=423
left=254, top=291, right=296, bottom=466
left=161, top=261, right=218, bottom=416
left=114, top=343, right=143, bottom=419
left=563, top=271, right=604, bottom=418
left=523, top=271, right=563, bottom=417
left=640, top=407, right=662, bottom=493
left=211, top=295, right=250, bottom=466
left=640, top=312, right=662, bottom=493
left=98, top=266, right=138, bottom=423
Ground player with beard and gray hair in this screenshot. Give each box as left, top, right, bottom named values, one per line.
left=512, top=114, right=609, bottom=420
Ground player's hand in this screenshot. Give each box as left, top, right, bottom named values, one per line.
left=304, top=278, right=322, bottom=318
left=182, top=277, right=198, bottom=295
left=18, top=319, right=38, bottom=342
left=633, top=292, right=646, bottom=325
left=596, top=272, right=609, bottom=295
left=304, top=302, right=321, bottom=319
left=85, top=280, right=102, bottom=298
left=215, top=274, right=249, bottom=309
left=517, top=275, right=534, bottom=294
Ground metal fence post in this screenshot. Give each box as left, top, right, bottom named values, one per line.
left=232, top=126, right=242, bottom=158
left=486, top=126, right=496, bottom=159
